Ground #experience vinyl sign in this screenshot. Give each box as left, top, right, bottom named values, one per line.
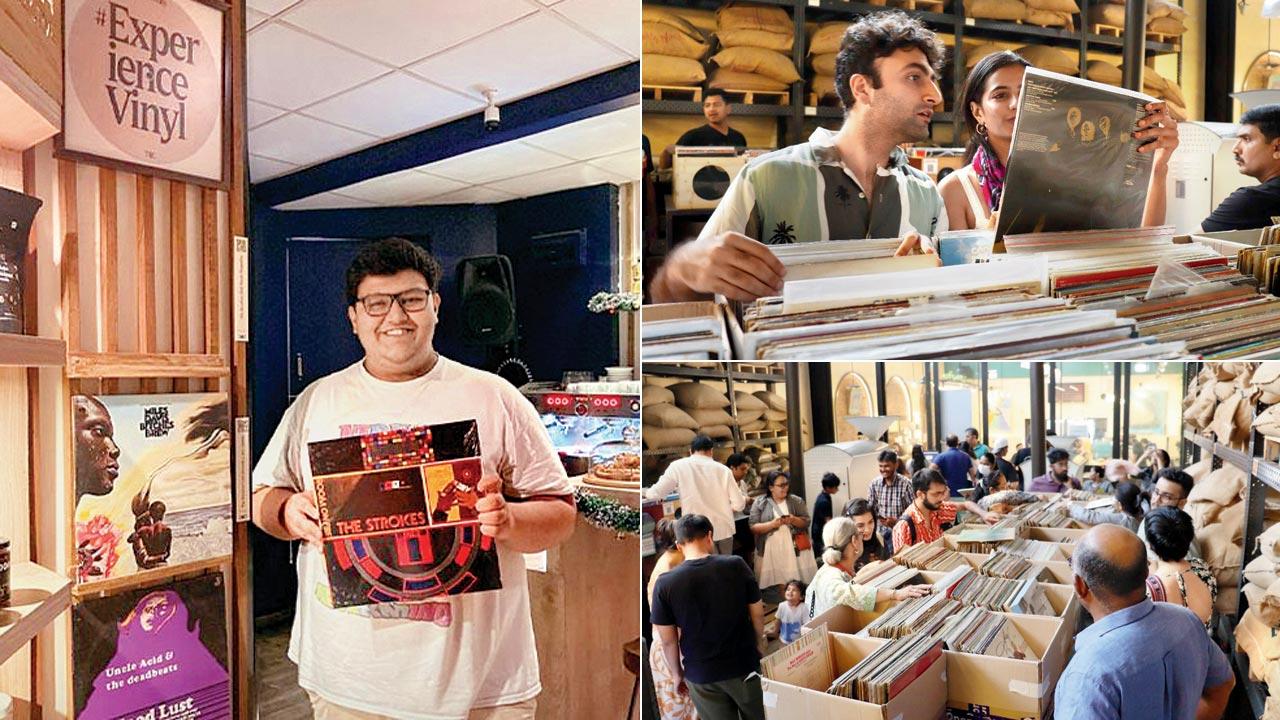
left=62, top=0, right=225, bottom=185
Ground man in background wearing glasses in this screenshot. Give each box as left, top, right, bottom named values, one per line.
left=250, top=237, right=576, bottom=720
left=1137, top=467, right=1201, bottom=562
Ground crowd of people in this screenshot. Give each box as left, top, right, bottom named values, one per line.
left=646, top=426, right=1234, bottom=720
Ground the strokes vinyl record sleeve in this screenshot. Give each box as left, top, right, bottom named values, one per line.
left=307, top=419, right=500, bottom=607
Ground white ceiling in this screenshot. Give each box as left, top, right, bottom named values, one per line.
left=246, top=0, right=640, bottom=208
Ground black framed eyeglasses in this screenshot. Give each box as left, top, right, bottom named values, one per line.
left=355, top=288, right=432, bottom=316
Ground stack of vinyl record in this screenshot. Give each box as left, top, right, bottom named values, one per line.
left=827, top=634, right=944, bottom=704
left=1017, top=502, right=1076, bottom=528
left=978, top=552, right=1052, bottom=582
left=864, top=593, right=957, bottom=640
left=934, top=605, right=1040, bottom=661
left=893, top=542, right=968, bottom=571
left=1000, top=538, right=1067, bottom=562
left=1008, top=226, right=1280, bottom=358
left=853, top=559, right=923, bottom=589
left=735, top=255, right=1183, bottom=360
left=937, top=568, right=1058, bottom=616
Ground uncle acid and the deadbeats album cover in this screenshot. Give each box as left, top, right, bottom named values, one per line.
left=996, top=67, right=1158, bottom=242
left=73, top=571, right=230, bottom=720
left=307, top=419, right=501, bottom=608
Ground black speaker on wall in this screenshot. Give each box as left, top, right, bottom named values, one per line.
left=457, top=254, right=517, bottom=346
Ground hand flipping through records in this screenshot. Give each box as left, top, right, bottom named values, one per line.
left=663, top=231, right=787, bottom=302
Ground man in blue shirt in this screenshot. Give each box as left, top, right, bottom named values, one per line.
left=1054, top=524, right=1234, bottom=720
left=932, top=434, right=975, bottom=496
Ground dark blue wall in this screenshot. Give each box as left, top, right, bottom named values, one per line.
left=495, top=183, right=620, bottom=383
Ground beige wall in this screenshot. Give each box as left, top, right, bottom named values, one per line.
left=1234, top=0, right=1278, bottom=120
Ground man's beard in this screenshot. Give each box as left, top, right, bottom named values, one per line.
left=922, top=498, right=941, bottom=511
left=1054, top=471, right=1070, bottom=482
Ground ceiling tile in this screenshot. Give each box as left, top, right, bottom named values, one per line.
left=585, top=148, right=641, bottom=181
left=249, top=154, right=299, bottom=182
left=303, top=73, right=483, bottom=138
left=486, top=162, right=626, bottom=197
left=421, top=142, right=574, bottom=185
left=248, top=100, right=288, bottom=129
left=247, top=8, right=270, bottom=29
left=248, top=0, right=300, bottom=15
left=422, top=185, right=519, bottom=205
left=407, top=12, right=629, bottom=104
left=248, top=23, right=390, bottom=110
left=279, top=0, right=538, bottom=67
left=332, top=169, right=470, bottom=204
left=553, top=0, right=639, bottom=56
left=274, top=192, right=380, bottom=211
left=249, top=114, right=378, bottom=166
left=519, top=107, right=640, bottom=161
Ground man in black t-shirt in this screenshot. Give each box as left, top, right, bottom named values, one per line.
left=660, top=89, right=748, bottom=169
left=1202, top=104, right=1280, bottom=232
left=651, top=514, right=766, bottom=720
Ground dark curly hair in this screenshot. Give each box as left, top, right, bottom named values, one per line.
left=834, top=11, right=946, bottom=111
left=345, top=237, right=443, bottom=306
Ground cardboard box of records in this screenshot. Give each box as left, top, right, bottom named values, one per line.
left=803, top=593, right=1078, bottom=720
left=918, top=570, right=1077, bottom=620
left=958, top=552, right=1074, bottom=585
left=941, top=534, right=1074, bottom=563
left=760, top=625, right=947, bottom=720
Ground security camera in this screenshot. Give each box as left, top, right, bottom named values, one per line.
left=482, top=88, right=500, bottom=131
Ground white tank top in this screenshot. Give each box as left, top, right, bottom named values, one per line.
left=960, top=171, right=991, bottom=226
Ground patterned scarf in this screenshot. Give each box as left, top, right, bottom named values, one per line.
left=972, top=144, right=1007, bottom=213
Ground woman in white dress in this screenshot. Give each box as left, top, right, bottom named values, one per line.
left=749, top=471, right=815, bottom=591
left=806, top=518, right=931, bottom=620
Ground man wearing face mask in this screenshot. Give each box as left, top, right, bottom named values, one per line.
left=1202, top=104, right=1280, bottom=232
left=648, top=11, right=946, bottom=303
left=1027, top=448, right=1082, bottom=494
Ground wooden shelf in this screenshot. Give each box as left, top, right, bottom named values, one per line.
left=0, top=333, right=66, bottom=367
left=67, top=352, right=229, bottom=379
left=0, top=562, right=72, bottom=665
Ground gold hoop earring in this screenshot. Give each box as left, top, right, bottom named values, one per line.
left=976, top=122, right=988, bottom=138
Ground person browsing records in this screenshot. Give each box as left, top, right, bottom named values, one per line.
left=939, top=51, right=1178, bottom=231
left=648, top=11, right=947, bottom=303
left=892, top=469, right=999, bottom=550
left=1028, top=448, right=1082, bottom=493
left=1054, top=525, right=1232, bottom=720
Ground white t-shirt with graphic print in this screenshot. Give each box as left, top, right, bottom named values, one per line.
left=251, top=356, right=572, bottom=719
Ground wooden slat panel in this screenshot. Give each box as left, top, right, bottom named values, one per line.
left=58, top=160, right=78, bottom=352
left=97, top=168, right=117, bottom=354
left=170, top=182, right=190, bottom=392
left=201, top=188, right=218, bottom=392
left=135, top=176, right=157, bottom=392
left=67, top=352, right=230, bottom=378
left=98, top=168, right=118, bottom=394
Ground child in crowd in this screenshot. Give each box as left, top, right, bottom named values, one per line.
left=776, top=580, right=808, bottom=644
